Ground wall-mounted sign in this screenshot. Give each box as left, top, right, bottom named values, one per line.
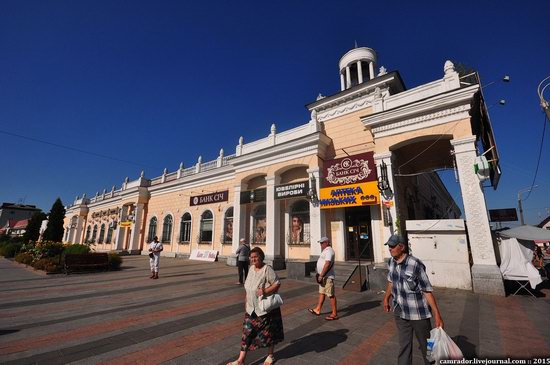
left=323, top=152, right=377, bottom=187
left=275, top=181, right=309, bottom=200
left=489, top=208, right=518, bottom=222
left=189, top=249, right=218, bottom=262
left=120, top=221, right=132, bottom=227
left=319, top=182, right=380, bottom=209
left=240, top=188, right=267, bottom=204
left=190, top=190, right=229, bottom=206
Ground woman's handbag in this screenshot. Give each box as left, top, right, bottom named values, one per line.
left=149, top=252, right=154, bottom=259
left=258, top=265, right=283, bottom=312
left=258, top=293, right=283, bottom=312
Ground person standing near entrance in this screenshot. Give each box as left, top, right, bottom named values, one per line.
left=382, top=235, right=444, bottom=365
left=308, top=237, right=338, bottom=320
left=148, top=236, right=163, bottom=279
left=235, top=238, right=250, bottom=285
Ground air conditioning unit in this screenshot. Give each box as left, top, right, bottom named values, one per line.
left=474, top=155, right=490, bottom=181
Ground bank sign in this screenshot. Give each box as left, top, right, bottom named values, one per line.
left=320, top=152, right=379, bottom=209
left=190, top=190, right=229, bottom=206
left=274, top=181, right=309, bottom=200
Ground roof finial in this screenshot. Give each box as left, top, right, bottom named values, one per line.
left=354, top=40, right=358, bottom=48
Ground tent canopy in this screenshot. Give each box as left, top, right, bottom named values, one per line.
left=498, top=225, right=550, bottom=241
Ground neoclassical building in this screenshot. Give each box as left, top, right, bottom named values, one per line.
left=64, top=46, right=503, bottom=295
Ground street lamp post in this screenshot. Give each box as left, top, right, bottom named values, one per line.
left=517, top=185, right=538, bottom=225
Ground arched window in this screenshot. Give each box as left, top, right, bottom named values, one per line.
left=106, top=223, right=114, bottom=243
left=290, top=200, right=310, bottom=244
left=162, top=215, right=173, bottom=243
left=85, top=226, right=91, bottom=243
left=179, top=213, right=192, bottom=243
left=98, top=224, right=106, bottom=243
left=91, top=224, right=98, bottom=243
left=223, top=207, right=233, bottom=244
left=147, top=217, right=157, bottom=242
left=200, top=210, right=213, bottom=243
left=253, top=205, right=266, bottom=244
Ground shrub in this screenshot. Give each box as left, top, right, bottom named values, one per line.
left=14, top=252, right=34, bottom=265
left=108, top=252, right=122, bottom=270
left=0, top=242, right=22, bottom=258
left=33, top=256, right=62, bottom=273
left=33, top=241, right=64, bottom=259
left=64, top=244, right=91, bottom=255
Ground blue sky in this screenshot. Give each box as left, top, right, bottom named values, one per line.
left=0, top=1, right=548, bottom=225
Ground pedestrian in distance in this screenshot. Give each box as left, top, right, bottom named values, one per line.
left=235, top=238, right=251, bottom=285
left=308, top=236, right=338, bottom=321
left=382, top=234, right=444, bottom=365
left=148, top=236, right=163, bottom=279
left=227, top=247, right=284, bottom=365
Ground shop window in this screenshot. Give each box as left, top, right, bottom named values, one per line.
left=179, top=213, right=192, bottom=243
left=106, top=225, right=113, bottom=243
left=200, top=210, right=213, bottom=243
left=252, top=205, right=266, bottom=244
left=289, top=200, right=310, bottom=244
left=91, top=224, right=98, bottom=243
left=148, top=217, right=157, bottom=242
left=98, top=224, right=105, bottom=243
left=223, top=207, right=233, bottom=244
left=162, top=215, right=173, bottom=243
left=85, top=226, right=91, bottom=243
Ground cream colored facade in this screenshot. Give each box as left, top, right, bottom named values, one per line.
left=64, top=47, right=504, bottom=294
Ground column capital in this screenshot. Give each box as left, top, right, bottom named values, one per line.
left=265, top=175, right=280, bottom=185
left=306, top=167, right=321, bottom=174
left=451, top=136, right=477, bottom=153
left=374, top=151, right=393, bottom=162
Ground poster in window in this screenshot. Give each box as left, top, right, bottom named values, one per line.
left=254, top=217, right=266, bottom=243
left=291, top=215, right=304, bottom=244
left=224, top=219, right=233, bottom=243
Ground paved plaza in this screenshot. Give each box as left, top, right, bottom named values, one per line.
left=1, top=256, right=549, bottom=365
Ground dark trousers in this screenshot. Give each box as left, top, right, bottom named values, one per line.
left=394, top=315, right=431, bottom=365
left=238, top=260, right=249, bottom=284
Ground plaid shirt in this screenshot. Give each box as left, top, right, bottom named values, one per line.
left=387, top=254, right=433, bottom=320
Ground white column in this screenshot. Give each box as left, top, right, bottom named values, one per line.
left=229, top=183, right=247, bottom=266
left=340, top=73, right=345, bottom=91
left=129, top=203, right=144, bottom=252
left=115, top=205, right=128, bottom=251
left=357, top=60, right=363, bottom=84
left=370, top=205, right=383, bottom=264
left=451, top=136, right=504, bottom=295
left=369, top=62, right=375, bottom=80
left=307, top=167, right=325, bottom=259
left=265, top=175, right=283, bottom=269
left=345, top=66, right=351, bottom=89
left=374, top=151, right=398, bottom=263
left=74, top=216, right=85, bottom=244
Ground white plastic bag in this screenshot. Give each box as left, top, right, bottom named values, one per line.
left=427, top=327, right=463, bottom=362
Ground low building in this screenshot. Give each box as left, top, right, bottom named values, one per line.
left=64, top=46, right=503, bottom=295
left=0, top=218, right=30, bottom=237
left=0, top=203, right=41, bottom=229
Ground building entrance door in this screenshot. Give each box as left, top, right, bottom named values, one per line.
left=345, top=207, right=373, bottom=260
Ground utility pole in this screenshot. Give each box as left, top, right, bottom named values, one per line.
left=517, top=185, right=538, bottom=225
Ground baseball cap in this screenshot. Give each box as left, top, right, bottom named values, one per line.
left=384, top=235, right=405, bottom=247
left=318, top=237, right=330, bottom=244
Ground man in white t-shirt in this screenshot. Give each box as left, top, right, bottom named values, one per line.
left=308, top=237, right=338, bottom=320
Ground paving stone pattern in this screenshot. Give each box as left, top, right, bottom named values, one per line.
left=1, top=256, right=549, bottom=364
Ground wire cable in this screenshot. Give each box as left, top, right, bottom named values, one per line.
left=0, top=129, right=160, bottom=170
left=524, top=113, right=548, bottom=201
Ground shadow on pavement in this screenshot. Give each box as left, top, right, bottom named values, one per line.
left=338, top=300, right=380, bottom=319
left=271, top=329, right=349, bottom=361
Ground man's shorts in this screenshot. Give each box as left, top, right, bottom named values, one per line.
left=318, top=277, right=335, bottom=297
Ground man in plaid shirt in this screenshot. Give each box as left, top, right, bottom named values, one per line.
left=383, top=235, right=444, bottom=365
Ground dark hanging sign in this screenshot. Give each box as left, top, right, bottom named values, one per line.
left=190, top=190, right=229, bottom=206
left=323, top=152, right=377, bottom=187
left=489, top=208, right=518, bottom=222
left=274, top=181, right=309, bottom=200
left=240, top=188, right=267, bottom=204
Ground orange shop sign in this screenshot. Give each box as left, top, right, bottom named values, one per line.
left=319, top=182, right=380, bottom=209
left=120, top=221, right=132, bottom=227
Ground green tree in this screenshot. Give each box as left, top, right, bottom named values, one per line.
left=23, top=211, right=47, bottom=242
left=43, top=198, right=66, bottom=242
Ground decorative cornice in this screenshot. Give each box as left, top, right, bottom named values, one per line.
left=317, top=94, right=374, bottom=122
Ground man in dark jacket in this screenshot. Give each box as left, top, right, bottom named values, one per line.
left=235, top=238, right=250, bottom=285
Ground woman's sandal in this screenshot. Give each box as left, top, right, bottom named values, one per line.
left=325, top=315, right=339, bottom=321
left=226, top=361, right=243, bottom=365
left=264, top=354, right=275, bottom=365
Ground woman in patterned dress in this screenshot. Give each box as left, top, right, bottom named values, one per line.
left=227, top=247, right=284, bottom=365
